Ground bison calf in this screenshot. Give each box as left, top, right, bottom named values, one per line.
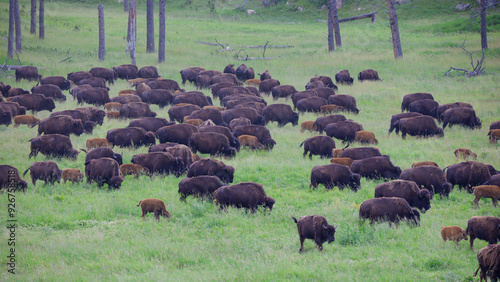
left=120, top=164, right=149, bottom=178
left=300, top=121, right=317, bottom=133
left=441, top=226, right=468, bottom=246
left=292, top=215, right=336, bottom=252
left=354, top=131, right=378, bottom=145
left=473, top=185, right=500, bottom=208
left=238, top=135, right=264, bottom=150
left=454, top=148, right=477, bottom=160
left=489, top=129, right=500, bottom=144
left=330, top=157, right=354, bottom=167
left=86, top=138, right=113, bottom=150
left=411, top=161, right=439, bottom=168
left=137, top=198, right=171, bottom=221
left=13, top=115, right=39, bottom=127
left=62, top=168, right=83, bottom=184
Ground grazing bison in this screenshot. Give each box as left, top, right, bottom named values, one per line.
left=357, top=69, right=380, bottom=82
left=374, top=180, right=431, bottom=212
left=300, top=121, right=317, bottom=132
left=271, top=85, right=297, bottom=100
left=146, top=79, right=183, bottom=92
left=113, top=64, right=138, bottom=80
left=139, top=89, right=174, bottom=108
left=173, top=91, right=212, bottom=108
left=330, top=157, right=354, bottom=167
left=396, top=115, right=444, bottom=139
left=40, top=76, right=72, bottom=90
left=309, top=163, right=361, bottom=191
left=473, top=185, right=500, bottom=208
left=199, top=125, right=240, bottom=151
left=223, top=107, right=265, bottom=125
left=215, top=86, right=253, bottom=100
left=262, top=104, right=299, bottom=127
left=229, top=117, right=252, bottom=131
left=490, top=121, right=500, bottom=130
left=300, top=136, right=336, bottom=159
left=337, top=147, right=382, bottom=160
left=335, top=69, right=354, bottom=85
left=454, top=148, right=477, bottom=160
left=359, top=197, right=420, bottom=226
left=178, top=176, right=224, bottom=201
left=85, top=157, right=123, bottom=189
left=119, top=102, right=157, bottom=119
left=441, top=226, right=468, bottom=246
left=297, top=97, right=328, bottom=113
left=50, top=109, right=96, bottom=133
left=0, top=111, right=12, bottom=126
left=412, top=161, right=439, bottom=168
left=86, top=138, right=112, bottom=150
left=23, top=161, right=62, bottom=186
left=128, top=117, right=174, bottom=133
left=89, top=67, right=117, bottom=84
left=401, top=93, right=434, bottom=112
left=327, top=95, right=360, bottom=114
left=490, top=129, right=500, bottom=144
left=0, top=165, right=28, bottom=192
left=354, top=131, right=378, bottom=144
left=188, top=132, right=237, bottom=158
left=259, top=79, right=280, bottom=94
left=309, top=76, right=337, bottom=89
left=67, top=71, right=93, bottom=85
left=210, top=73, right=242, bottom=86
left=211, top=82, right=236, bottom=98
left=305, top=81, right=324, bottom=90
left=400, top=166, right=451, bottom=197
left=29, top=134, right=79, bottom=160
left=442, top=107, right=481, bottom=129
left=238, top=135, right=265, bottom=150
left=351, top=156, right=401, bottom=180
left=131, top=152, right=185, bottom=176
left=180, top=67, right=205, bottom=85
left=106, top=127, right=156, bottom=148
left=138, top=66, right=159, bottom=78
left=13, top=115, right=39, bottom=127
left=214, top=182, right=275, bottom=212
left=78, top=77, right=107, bottom=89
left=163, top=144, right=195, bottom=170
left=311, top=87, right=336, bottom=100
left=320, top=104, right=345, bottom=114
left=292, top=215, right=336, bottom=252
left=75, top=107, right=106, bottom=125
left=291, top=90, right=317, bottom=110
left=324, top=120, right=364, bottom=143
left=110, top=94, right=142, bottom=104
left=15, top=66, right=41, bottom=81
left=445, top=161, right=491, bottom=193
left=120, top=164, right=149, bottom=178
left=435, top=102, right=473, bottom=122
left=388, top=112, right=423, bottom=134
left=83, top=147, right=123, bottom=165
left=189, top=108, right=226, bottom=126
left=233, top=124, right=276, bottom=150
left=157, top=123, right=198, bottom=145
left=38, top=115, right=85, bottom=137
left=467, top=216, right=500, bottom=250
left=187, top=158, right=235, bottom=184
left=407, top=99, right=439, bottom=117
left=137, top=198, right=171, bottom=221
left=474, top=244, right=500, bottom=281
left=168, top=104, right=202, bottom=123
left=61, top=168, right=83, bottom=184
left=11, top=94, right=55, bottom=113
left=314, top=114, right=347, bottom=133
left=76, top=88, right=110, bottom=106
left=6, top=87, right=30, bottom=97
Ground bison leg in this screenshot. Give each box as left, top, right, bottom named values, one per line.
left=474, top=196, right=480, bottom=209
left=315, top=241, right=323, bottom=251
left=469, top=235, right=475, bottom=250
left=142, top=211, right=147, bottom=220
left=493, top=198, right=498, bottom=208
left=299, top=235, right=305, bottom=253
left=154, top=210, right=161, bottom=222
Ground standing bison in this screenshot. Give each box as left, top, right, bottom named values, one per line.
left=213, top=182, right=275, bottom=212
left=374, top=180, right=431, bottom=212
left=11, top=94, right=56, bottom=113
left=89, top=67, right=118, bottom=84
left=23, top=161, right=62, bottom=186
left=309, top=164, right=361, bottom=191
left=335, top=69, right=354, bottom=85
left=178, top=175, right=225, bottom=201
left=292, top=215, right=336, bottom=252
left=29, top=134, right=79, bottom=160
left=401, top=93, right=434, bottom=112
left=444, top=161, right=491, bottom=193
left=262, top=104, right=298, bottom=127
left=400, top=166, right=452, bottom=197
left=187, top=158, right=235, bottom=184
left=396, top=115, right=444, bottom=139
left=31, top=85, right=67, bottom=101
left=233, top=125, right=276, bottom=150
left=131, top=152, right=185, bottom=177
left=358, top=69, right=380, bottom=82
left=350, top=156, right=402, bottom=180
left=0, top=165, right=28, bottom=192
left=157, top=123, right=199, bottom=145
left=188, top=132, right=237, bottom=158
left=300, top=136, right=335, bottom=159
left=359, top=197, right=420, bottom=226
left=327, top=95, right=359, bottom=114
left=106, top=127, right=156, bottom=148
left=474, top=244, right=500, bottom=282
left=467, top=216, right=500, bottom=250
left=119, top=102, right=157, bottom=119
left=388, top=113, right=423, bottom=134
left=15, top=66, right=41, bottom=81
left=442, top=107, right=481, bottom=129
left=113, top=64, right=138, bottom=80
left=85, top=157, right=123, bottom=189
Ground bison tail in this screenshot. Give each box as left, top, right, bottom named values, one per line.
left=22, top=167, right=30, bottom=177
left=299, top=141, right=305, bottom=147
left=80, top=149, right=87, bottom=153
left=136, top=200, right=142, bottom=207
left=342, top=143, right=350, bottom=150
left=292, top=217, right=298, bottom=224
left=473, top=266, right=480, bottom=277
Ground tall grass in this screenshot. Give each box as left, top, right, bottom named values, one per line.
left=0, top=0, right=499, bottom=280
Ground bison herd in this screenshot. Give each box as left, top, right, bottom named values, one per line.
left=1, top=63, right=499, bottom=276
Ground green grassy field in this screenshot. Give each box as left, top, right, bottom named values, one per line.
left=0, top=0, right=499, bottom=280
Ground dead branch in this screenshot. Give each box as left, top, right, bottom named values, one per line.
left=236, top=57, right=281, bottom=61
left=444, top=45, right=486, bottom=77
left=59, top=57, right=72, bottom=63
left=262, top=41, right=269, bottom=58
left=195, top=41, right=293, bottom=49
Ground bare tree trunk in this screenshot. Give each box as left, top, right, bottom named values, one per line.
left=128, top=0, right=137, bottom=65
left=39, top=0, right=44, bottom=39
left=31, top=0, right=36, bottom=34
left=327, top=0, right=334, bottom=52
left=241, top=0, right=248, bottom=9
left=98, top=4, right=105, bottom=61
left=158, top=0, right=165, bottom=63
left=146, top=0, right=155, bottom=53
left=387, top=0, right=403, bottom=59
left=8, top=0, right=15, bottom=58
left=332, top=0, right=341, bottom=47
left=124, top=0, right=128, bottom=12
left=14, top=0, right=21, bottom=53
left=480, top=0, right=488, bottom=50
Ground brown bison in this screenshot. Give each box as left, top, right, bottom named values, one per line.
left=31, top=84, right=67, bottom=101
left=401, top=92, right=434, bottom=112
left=137, top=198, right=171, bottom=221
left=111, top=94, right=143, bottom=104
left=223, top=107, right=265, bottom=125
left=187, top=158, right=235, bottom=184
left=0, top=111, right=11, bottom=126
left=104, top=102, right=122, bottom=111
left=441, top=226, right=468, bottom=246
left=61, top=168, right=83, bottom=184
left=67, top=71, right=93, bottom=85
left=146, top=79, right=183, bottom=92
left=214, top=182, right=275, bottom=212
left=29, top=134, right=79, bottom=160
left=335, top=69, right=354, bottom=85
left=85, top=157, right=123, bottom=189
left=408, top=99, right=439, bottom=117
left=354, top=131, right=378, bottom=144
left=473, top=185, right=500, bottom=208
left=173, top=91, right=212, bottom=108
left=15, top=66, right=41, bottom=81
left=271, top=85, right=297, bottom=100
left=388, top=113, right=424, bottom=135
left=49, top=110, right=96, bottom=133
left=23, top=161, right=62, bottom=186
left=320, top=104, right=345, bottom=114
left=188, top=132, right=237, bottom=158
left=198, top=125, right=240, bottom=151
left=86, top=138, right=113, bottom=150
left=11, top=94, right=55, bottom=113
left=120, top=164, right=149, bottom=178
left=300, top=121, right=317, bottom=132
left=84, top=147, right=123, bottom=165
left=305, top=80, right=324, bottom=90
left=75, top=87, right=110, bottom=106
left=6, top=87, right=30, bottom=97
left=189, top=108, right=226, bottom=126
left=351, top=156, right=401, bottom=180
left=337, top=147, right=382, bottom=160
left=89, top=67, right=118, bottom=84
left=13, top=115, right=39, bottom=127
left=454, top=148, right=477, bottom=160
left=229, top=117, right=252, bottom=131
left=131, top=152, right=185, bottom=177
left=128, top=117, right=174, bottom=133
left=327, top=95, right=359, bottom=114
left=291, top=90, right=317, bottom=110
left=359, top=197, right=420, bottom=226
left=412, top=161, right=439, bottom=168
left=311, top=87, right=336, bottom=100
left=211, top=82, right=235, bottom=97
left=400, top=166, right=452, bottom=197
left=139, top=89, right=174, bottom=108
left=38, top=115, right=85, bottom=136
left=75, top=107, right=106, bottom=125
left=259, top=70, right=272, bottom=81
left=314, top=114, right=347, bottom=133
left=309, top=76, right=338, bottom=89
left=442, top=107, right=482, bottom=129
left=330, top=157, right=354, bottom=167
left=157, top=123, right=198, bottom=145
left=119, top=102, right=157, bottom=119
left=138, top=66, right=159, bottom=78
left=374, top=180, right=431, bottom=212
left=168, top=103, right=202, bottom=123
left=490, top=121, right=500, bottom=130
left=467, top=216, right=500, bottom=250
left=163, top=144, right=195, bottom=171
left=235, top=64, right=248, bottom=81
left=445, top=161, right=491, bottom=193
left=238, top=135, right=265, bottom=150
left=178, top=176, right=224, bottom=201
left=490, top=129, right=500, bottom=144
left=180, top=67, right=205, bottom=85
left=78, top=77, right=108, bottom=88
left=210, top=73, right=242, bottom=86
left=233, top=124, right=276, bottom=150
left=106, top=127, right=156, bottom=148
left=0, top=81, right=11, bottom=97
left=309, top=163, right=361, bottom=191
left=357, top=69, right=380, bottom=82
left=0, top=165, right=28, bottom=192
left=435, top=102, right=473, bottom=122
left=474, top=244, right=500, bottom=281
left=262, top=104, right=299, bottom=127
left=324, top=120, right=364, bottom=144
left=296, top=97, right=328, bottom=113
left=300, top=136, right=336, bottom=159
left=113, top=64, right=138, bottom=80
left=292, top=215, right=336, bottom=252
left=223, top=64, right=235, bottom=74
left=396, top=115, right=444, bottom=139
left=259, top=79, right=280, bottom=94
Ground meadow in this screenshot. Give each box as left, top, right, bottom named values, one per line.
left=0, top=0, right=499, bottom=280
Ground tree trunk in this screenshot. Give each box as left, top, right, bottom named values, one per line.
left=158, top=0, right=166, bottom=63
left=327, top=0, right=334, bottom=52
left=39, top=0, right=44, bottom=39
left=387, top=0, right=403, bottom=59
left=124, top=0, right=128, bottom=12
left=98, top=4, right=105, bottom=61
left=128, top=0, right=137, bottom=65
left=146, top=0, right=155, bottom=53
left=14, top=0, right=21, bottom=53
left=332, top=0, right=341, bottom=47
left=8, top=0, right=15, bottom=58
left=480, top=0, right=488, bottom=50
left=31, top=0, right=36, bottom=34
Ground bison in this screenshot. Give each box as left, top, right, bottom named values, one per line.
left=300, top=121, right=317, bottom=133
left=13, top=115, right=38, bottom=127
left=489, top=129, right=500, bottom=144
left=354, top=131, right=378, bottom=144
left=357, top=69, right=380, bottom=82
left=113, top=64, right=138, bottom=80
left=119, top=102, right=157, bottom=119
left=128, top=117, right=174, bottom=133
left=49, top=109, right=96, bottom=133
left=300, top=136, right=335, bottom=159
left=131, top=152, right=185, bottom=177
left=0, top=111, right=12, bottom=126
left=292, top=215, right=336, bottom=252
left=67, top=71, right=93, bottom=85
left=11, top=94, right=55, bottom=113
left=85, top=158, right=123, bottom=189
left=137, top=198, right=171, bottom=221
left=120, top=164, right=149, bottom=178
left=444, top=161, right=491, bottom=193
left=388, top=112, right=424, bottom=135
left=396, top=115, right=444, bottom=139
left=401, top=92, right=434, bottom=112
left=473, top=185, right=500, bottom=208
left=29, top=134, right=79, bottom=160
left=435, top=102, right=473, bottom=122
left=89, top=67, right=117, bottom=84
left=31, top=84, right=66, bottom=101
left=138, top=66, right=159, bottom=79
left=178, top=175, right=224, bottom=201
left=106, top=127, right=156, bottom=148
left=40, top=75, right=72, bottom=90
left=157, top=123, right=198, bottom=145
left=23, top=161, right=62, bottom=186
left=474, top=244, right=500, bottom=281
left=223, top=107, right=265, bottom=125
left=271, top=85, right=297, bottom=100
left=15, top=66, right=41, bottom=81
left=214, top=182, right=275, bottom=212
left=467, top=216, right=500, bottom=250
left=359, top=197, right=420, bottom=226
left=407, top=99, right=439, bottom=117
left=86, top=138, right=113, bottom=150
left=139, top=89, right=174, bottom=108
left=309, top=76, right=337, bottom=89
left=83, top=147, right=123, bottom=165
left=296, top=97, right=328, bottom=113
left=259, top=79, right=280, bottom=94
left=324, top=120, right=364, bottom=144
left=314, top=114, right=347, bottom=133
left=238, top=135, right=265, bottom=150
left=180, top=67, right=205, bottom=85
left=335, top=69, right=354, bottom=85
left=187, top=158, right=235, bottom=184
left=198, top=125, right=240, bottom=151
left=0, top=165, right=28, bottom=192
left=38, top=115, right=85, bottom=137
left=454, top=148, right=477, bottom=160
left=262, top=104, right=298, bottom=127
left=337, top=147, right=382, bottom=160
left=172, top=91, right=212, bottom=108
left=442, top=107, right=482, bottom=129
left=441, top=226, right=468, bottom=246
left=75, top=87, right=110, bottom=106
left=374, top=180, right=431, bottom=212
left=327, top=95, right=359, bottom=114
left=233, top=124, right=276, bottom=150
left=188, top=132, right=237, bottom=158
left=168, top=103, right=202, bottom=123
left=400, top=166, right=452, bottom=197
left=412, top=161, right=439, bottom=168
left=350, top=156, right=402, bottom=180
left=309, top=163, right=361, bottom=191
left=61, top=168, right=83, bottom=184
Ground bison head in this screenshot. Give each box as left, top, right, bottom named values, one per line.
left=67, top=149, right=80, bottom=160
left=417, top=189, right=432, bottom=213
left=264, top=196, right=275, bottom=211
left=0, top=112, right=12, bottom=126
left=223, top=148, right=237, bottom=158
left=263, top=138, right=276, bottom=150
left=473, top=117, right=482, bottom=129
left=84, top=121, right=96, bottom=134
left=291, top=112, right=299, bottom=127
left=441, top=182, right=452, bottom=198
left=325, top=224, right=336, bottom=244
left=145, top=131, right=156, bottom=146
left=350, top=173, right=361, bottom=191
left=218, top=166, right=235, bottom=184
left=109, top=175, right=123, bottom=189
left=434, top=128, right=444, bottom=138
left=43, top=97, right=56, bottom=112
left=409, top=208, right=421, bottom=226
left=112, top=153, right=123, bottom=165
left=92, top=110, right=106, bottom=125
left=73, top=120, right=85, bottom=136
left=17, top=180, right=28, bottom=193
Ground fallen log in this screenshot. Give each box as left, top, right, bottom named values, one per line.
left=315, top=11, right=376, bottom=24
left=1, top=65, right=47, bottom=70
left=195, top=41, right=293, bottom=48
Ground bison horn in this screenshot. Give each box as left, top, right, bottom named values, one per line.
left=323, top=224, right=328, bottom=230
left=334, top=224, right=338, bottom=229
